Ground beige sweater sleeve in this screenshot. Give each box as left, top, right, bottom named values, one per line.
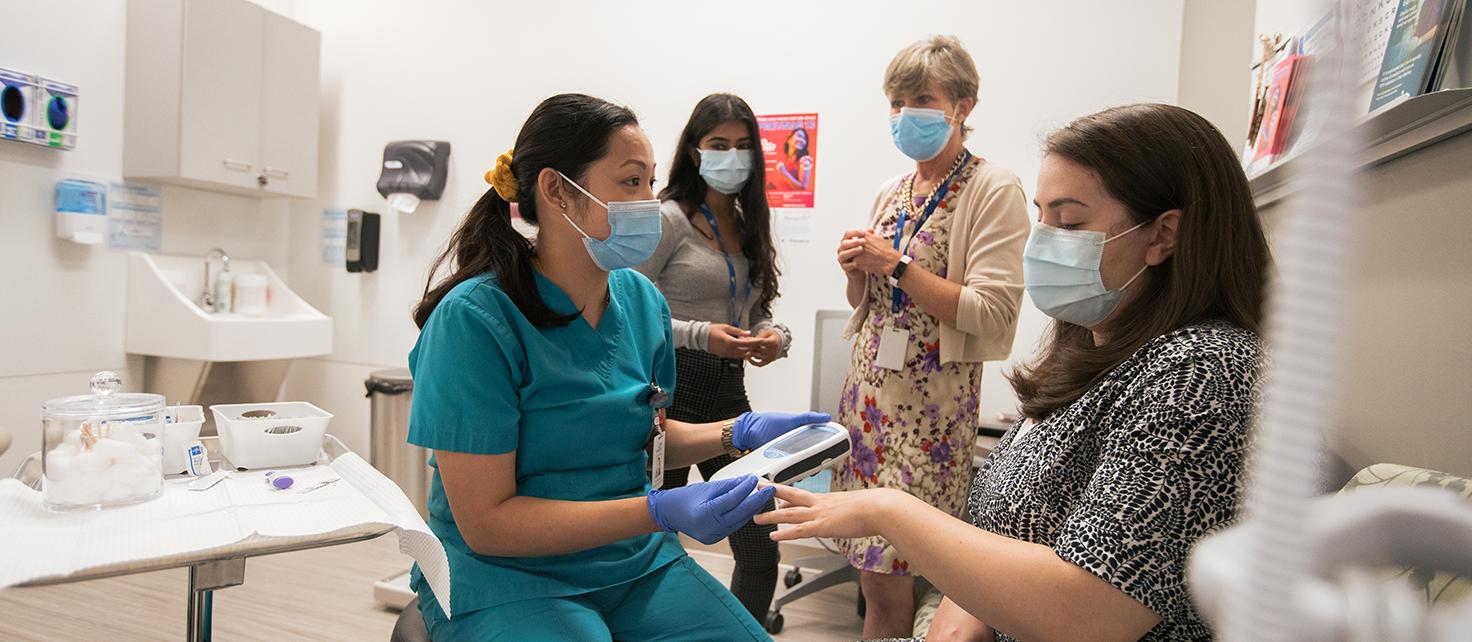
left=952, top=180, right=1029, bottom=338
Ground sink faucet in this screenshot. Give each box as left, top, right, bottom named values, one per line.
left=200, top=247, right=230, bottom=313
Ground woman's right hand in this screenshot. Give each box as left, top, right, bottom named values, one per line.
left=647, top=475, right=775, bottom=545
left=708, top=323, right=759, bottom=359
left=837, top=231, right=866, bottom=277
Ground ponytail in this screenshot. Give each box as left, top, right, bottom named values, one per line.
left=414, top=93, right=639, bottom=329
left=413, top=188, right=573, bottom=329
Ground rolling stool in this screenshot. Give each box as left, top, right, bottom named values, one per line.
left=390, top=597, right=431, bottom=642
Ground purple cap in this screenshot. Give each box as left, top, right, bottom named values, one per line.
left=265, top=472, right=294, bottom=490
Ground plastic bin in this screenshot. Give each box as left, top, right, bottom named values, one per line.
left=210, top=401, right=332, bottom=469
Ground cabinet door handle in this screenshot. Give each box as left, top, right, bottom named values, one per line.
left=262, top=166, right=290, bottom=179
left=222, top=159, right=254, bottom=172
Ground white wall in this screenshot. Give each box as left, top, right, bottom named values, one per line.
left=279, top=0, right=1188, bottom=451
left=1178, top=0, right=1256, bottom=146
left=0, top=0, right=292, bottom=475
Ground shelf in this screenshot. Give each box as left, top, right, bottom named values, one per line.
left=1249, top=87, right=1472, bottom=206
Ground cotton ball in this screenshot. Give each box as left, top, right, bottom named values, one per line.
left=53, top=442, right=79, bottom=458
left=72, top=450, right=108, bottom=473
left=71, top=475, right=106, bottom=505
left=101, top=480, right=133, bottom=503
left=112, top=449, right=149, bottom=470
left=113, top=429, right=146, bottom=449
left=141, top=439, right=163, bottom=457
left=112, top=461, right=153, bottom=488
left=45, top=452, right=76, bottom=483
left=94, top=438, right=137, bottom=464
left=63, top=429, right=82, bottom=447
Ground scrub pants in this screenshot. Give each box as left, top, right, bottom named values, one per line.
left=662, top=348, right=781, bottom=620
left=416, top=556, right=770, bottom=641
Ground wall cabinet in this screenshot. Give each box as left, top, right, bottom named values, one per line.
left=125, top=0, right=320, bottom=198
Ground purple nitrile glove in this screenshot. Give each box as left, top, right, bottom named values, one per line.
left=731, top=411, right=832, bottom=452
left=647, top=475, right=776, bottom=545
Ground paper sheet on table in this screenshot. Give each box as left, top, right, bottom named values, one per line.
left=0, top=453, right=452, bottom=617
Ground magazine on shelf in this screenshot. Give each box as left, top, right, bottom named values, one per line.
left=1255, top=53, right=1308, bottom=162
left=1370, top=0, right=1462, bottom=112
left=1243, top=34, right=1293, bottom=170
left=1428, top=0, right=1468, bottom=90
left=1437, top=0, right=1472, bottom=88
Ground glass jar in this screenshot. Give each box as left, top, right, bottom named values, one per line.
left=40, top=371, right=165, bottom=511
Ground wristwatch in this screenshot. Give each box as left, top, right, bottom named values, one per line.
left=721, top=419, right=749, bottom=457
left=888, top=254, right=913, bottom=287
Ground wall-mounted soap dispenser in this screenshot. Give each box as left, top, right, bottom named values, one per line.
left=55, top=179, right=107, bottom=245
left=376, top=140, right=450, bottom=214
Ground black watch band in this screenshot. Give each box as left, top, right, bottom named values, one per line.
left=888, top=255, right=912, bottom=286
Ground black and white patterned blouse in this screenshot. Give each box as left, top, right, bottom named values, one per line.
left=967, top=321, right=1263, bottom=641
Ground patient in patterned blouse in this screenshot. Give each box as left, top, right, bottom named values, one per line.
left=758, top=103, right=1272, bottom=642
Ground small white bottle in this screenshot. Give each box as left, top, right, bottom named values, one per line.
left=214, top=270, right=234, bottom=314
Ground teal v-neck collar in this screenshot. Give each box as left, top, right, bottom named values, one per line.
left=533, top=270, right=625, bottom=375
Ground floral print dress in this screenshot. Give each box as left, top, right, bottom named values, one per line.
left=835, top=157, right=985, bottom=576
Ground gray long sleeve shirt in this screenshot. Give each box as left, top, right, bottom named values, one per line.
left=634, top=200, right=787, bottom=352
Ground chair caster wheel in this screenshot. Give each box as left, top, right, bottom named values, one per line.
left=784, top=568, right=803, bottom=588
left=763, top=610, right=785, bottom=634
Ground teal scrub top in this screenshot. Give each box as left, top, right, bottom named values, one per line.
left=407, top=268, right=684, bottom=616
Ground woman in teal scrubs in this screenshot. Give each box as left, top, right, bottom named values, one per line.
left=405, top=93, right=827, bottom=641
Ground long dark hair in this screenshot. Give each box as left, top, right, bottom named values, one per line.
left=658, top=93, right=781, bottom=319
left=1007, top=103, right=1272, bottom=420
left=414, top=94, right=639, bottom=329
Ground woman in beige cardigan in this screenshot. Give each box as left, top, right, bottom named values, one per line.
left=832, top=35, right=1029, bottom=638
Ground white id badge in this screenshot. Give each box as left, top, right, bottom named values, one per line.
left=876, top=327, right=909, bottom=371
left=649, top=411, right=666, bottom=489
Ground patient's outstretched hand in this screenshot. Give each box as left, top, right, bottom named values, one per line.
left=754, top=484, right=901, bottom=541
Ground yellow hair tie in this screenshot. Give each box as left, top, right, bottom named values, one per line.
left=485, top=149, right=518, bottom=202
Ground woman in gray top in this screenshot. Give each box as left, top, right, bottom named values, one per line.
left=635, top=93, right=792, bottom=621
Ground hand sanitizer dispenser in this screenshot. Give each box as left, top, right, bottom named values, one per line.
left=376, top=140, right=451, bottom=214
left=55, top=179, right=107, bottom=245
left=346, top=209, right=380, bottom=273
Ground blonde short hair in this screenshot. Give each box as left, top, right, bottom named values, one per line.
left=884, top=35, right=980, bottom=134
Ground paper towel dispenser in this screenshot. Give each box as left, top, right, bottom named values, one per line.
left=376, top=140, right=450, bottom=213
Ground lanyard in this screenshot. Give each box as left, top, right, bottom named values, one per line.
left=699, top=204, right=752, bottom=326
left=891, top=151, right=971, bottom=314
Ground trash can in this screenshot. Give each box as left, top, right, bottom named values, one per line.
left=366, top=368, right=429, bottom=518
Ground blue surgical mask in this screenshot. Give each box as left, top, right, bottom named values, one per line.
left=698, top=149, right=753, bottom=194
left=557, top=171, right=662, bottom=271
left=889, top=107, right=953, bottom=161
left=1023, top=220, right=1150, bottom=328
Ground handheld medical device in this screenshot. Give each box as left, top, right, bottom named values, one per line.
left=710, top=422, right=851, bottom=485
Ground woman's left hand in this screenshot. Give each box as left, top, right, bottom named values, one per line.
left=746, top=330, right=785, bottom=367
left=754, top=484, right=907, bottom=541
left=838, top=229, right=903, bottom=277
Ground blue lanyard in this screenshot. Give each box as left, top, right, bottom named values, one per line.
left=699, top=204, right=752, bottom=326
left=891, top=151, right=971, bottom=314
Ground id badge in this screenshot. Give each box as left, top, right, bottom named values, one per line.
left=876, top=327, right=909, bottom=371
left=649, top=409, right=666, bottom=489
left=647, top=381, right=670, bottom=488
